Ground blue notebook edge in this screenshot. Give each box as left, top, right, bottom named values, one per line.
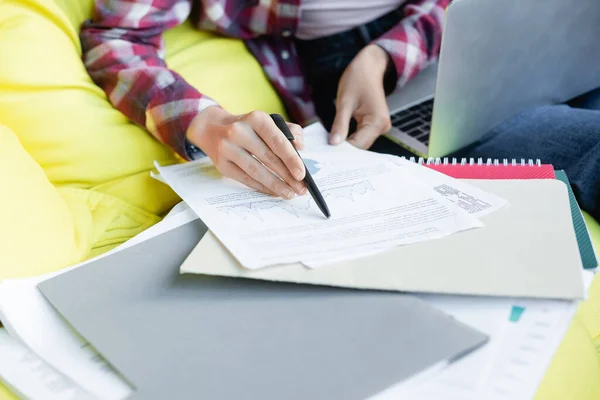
left=555, top=170, right=598, bottom=269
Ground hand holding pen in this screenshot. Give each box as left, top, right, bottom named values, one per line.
left=186, top=108, right=308, bottom=199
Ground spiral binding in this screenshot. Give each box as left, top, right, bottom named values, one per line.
left=400, top=157, right=542, bottom=166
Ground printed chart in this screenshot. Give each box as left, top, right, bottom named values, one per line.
left=218, top=180, right=374, bottom=221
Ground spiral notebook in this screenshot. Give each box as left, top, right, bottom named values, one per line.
left=410, top=157, right=556, bottom=179
left=414, top=157, right=596, bottom=270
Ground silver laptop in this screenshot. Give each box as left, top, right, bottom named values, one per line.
left=384, top=0, right=600, bottom=158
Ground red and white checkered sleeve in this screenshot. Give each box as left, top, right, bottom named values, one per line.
left=80, top=0, right=218, bottom=159
left=372, top=0, right=450, bottom=89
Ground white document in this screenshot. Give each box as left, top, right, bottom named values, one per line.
left=156, top=150, right=483, bottom=269
left=0, top=329, right=95, bottom=400
left=383, top=299, right=578, bottom=400
left=372, top=269, right=594, bottom=400
left=278, top=123, right=508, bottom=218
left=299, top=123, right=508, bottom=218
left=0, top=207, right=198, bottom=400
left=304, top=157, right=509, bottom=268
left=390, top=157, right=509, bottom=217
left=0, top=280, right=132, bottom=400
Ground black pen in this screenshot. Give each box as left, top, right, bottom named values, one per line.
left=270, top=114, right=331, bottom=219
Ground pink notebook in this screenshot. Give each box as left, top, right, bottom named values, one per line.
left=410, top=158, right=556, bottom=179
left=411, top=157, right=596, bottom=270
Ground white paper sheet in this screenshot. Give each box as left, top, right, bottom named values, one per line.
left=387, top=301, right=576, bottom=400
left=300, top=123, right=508, bottom=218
left=0, top=281, right=133, bottom=400
left=0, top=207, right=198, bottom=400
left=300, top=123, right=358, bottom=151
left=156, top=150, right=483, bottom=269
left=370, top=270, right=595, bottom=400
left=0, top=329, right=95, bottom=400
left=390, top=157, right=509, bottom=217
left=303, top=161, right=509, bottom=268
left=299, top=157, right=507, bottom=268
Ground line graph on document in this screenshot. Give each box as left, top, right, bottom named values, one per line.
left=217, top=180, right=375, bottom=221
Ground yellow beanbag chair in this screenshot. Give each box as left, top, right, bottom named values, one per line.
left=0, top=0, right=286, bottom=271
left=0, top=0, right=599, bottom=399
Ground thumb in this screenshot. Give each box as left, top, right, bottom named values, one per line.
left=330, top=101, right=354, bottom=145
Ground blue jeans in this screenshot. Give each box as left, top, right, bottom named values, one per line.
left=295, top=15, right=600, bottom=220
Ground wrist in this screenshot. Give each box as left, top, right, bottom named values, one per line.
left=365, top=44, right=397, bottom=94
left=360, top=44, right=390, bottom=76
left=186, top=106, right=230, bottom=143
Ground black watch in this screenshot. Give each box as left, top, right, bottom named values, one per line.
left=184, top=137, right=204, bottom=160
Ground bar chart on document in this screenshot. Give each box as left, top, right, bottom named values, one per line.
left=156, top=151, right=482, bottom=269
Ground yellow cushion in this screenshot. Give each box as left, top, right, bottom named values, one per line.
left=535, top=313, right=600, bottom=400
left=0, top=123, right=82, bottom=276
left=0, top=0, right=287, bottom=261
left=0, top=121, right=163, bottom=279
left=0, top=385, right=15, bottom=400
left=0, top=0, right=178, bottom=218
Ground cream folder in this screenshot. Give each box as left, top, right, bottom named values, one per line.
left=181, top=179, right=585, bottom=299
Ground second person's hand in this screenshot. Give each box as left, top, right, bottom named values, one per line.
left=187, top=107, right=308, bottom=199
left=330, top=44, right=392, bottom=149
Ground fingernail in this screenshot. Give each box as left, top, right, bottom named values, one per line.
left=294, top=167, right=305, bottom=180
left=283, top=188, right=295, bottom=199
left=330, top=134, right=341, bottom=145
left=295, top=184, right=307, bottom=195
left=300, top=187, right=308, bottom=195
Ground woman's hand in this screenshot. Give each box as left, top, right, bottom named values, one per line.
left=330, top=44, right=392, bottom=149
left=187, top=107, right=307, bottom=199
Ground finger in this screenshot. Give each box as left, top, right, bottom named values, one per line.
left=234, top=125, right=307, bottom=195
left=219, top=161, right=276, bottom=196
left=330, top=100, right=354, bottom=145
left=228, top=143, right=297, bottom=199
left=347, top=123, right=383, bottom=149
left=286, top=122, right=305, bottom=150
left=243, top=111, right=306, bottom=181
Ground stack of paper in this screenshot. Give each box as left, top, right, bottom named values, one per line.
left=372, top=287, right=590, bottom=399
left=0, top=208, right=201, bottom=399
left=0, top=208, right=591, bottom=400
left=154, top=124, right=506, bottom=269
left=0, top=329, right=96, bottom=400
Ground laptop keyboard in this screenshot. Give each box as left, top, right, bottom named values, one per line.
left=390, top=99, right=434, bottom=145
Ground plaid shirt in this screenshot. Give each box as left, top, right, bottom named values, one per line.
left=81, top=0, right=449, bottom=159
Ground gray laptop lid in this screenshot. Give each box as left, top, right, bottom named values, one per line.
left=429, top=0, right=600, bottom=156
left=38, top=220, right=487, bottom=400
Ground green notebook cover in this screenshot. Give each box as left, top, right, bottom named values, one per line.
left=555, top=170, right=598, bottom=269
